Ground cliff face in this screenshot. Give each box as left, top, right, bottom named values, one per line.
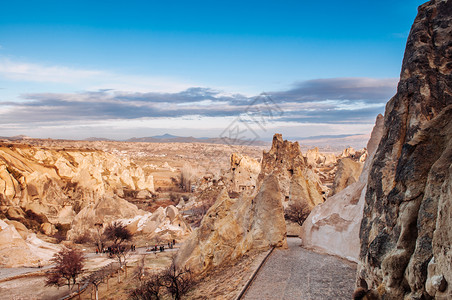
left=357, top=1, right=452, bottom=298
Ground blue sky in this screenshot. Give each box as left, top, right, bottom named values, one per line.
left=0, top=0, right=426, bottom=140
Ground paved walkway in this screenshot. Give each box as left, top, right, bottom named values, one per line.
left=243, top=238, right=357, bottom=300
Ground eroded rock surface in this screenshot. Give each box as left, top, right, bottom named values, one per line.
left=258, top=134, right=325, bottom=209
left=175, top=175, right=287, bottom=273
left=227, top=153, right=261, bottom=193
left=0, top=219, right=60, bottom=267
left=300, top=114, right=384, bottom=262
left=357, top=1, right=452, bottom=298
left=331, top=158, right=363, bottom=195
left=0, top=145, right=154, bottom=226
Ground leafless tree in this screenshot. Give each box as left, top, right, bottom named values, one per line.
left=162, top=260, right=196, bottom=300
left=284, top=201, right=311, bottom=226
left=45, top=246, right=85, bottom=290
left=130, top=272, right=164, bottom=300
left=103, top=221, right=132, bottom=245
left=103, top=221, right=133, bottom=279
left=84, top=268, right=108, bottom=300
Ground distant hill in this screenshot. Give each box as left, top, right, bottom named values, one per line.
left=84, top=137, right=114, bottom=141
left=294, top=134, right=370, bottom=151
left=126, top=134, right=268, bottom=146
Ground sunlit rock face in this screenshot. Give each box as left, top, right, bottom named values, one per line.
left=331, top=158, right=363, bottom=196
left=258, top=134, right=325, bottom=209
left=0, top=219, right=60, bottom=267
left=227, top=153, right=261, bottom=193
left=0, top=145, right=154, bottom=227
left=300, top=114, right=383, bottom=262
left=175, top=175, right=287, bottom=274
left=357, top=1, right=452, bottom=298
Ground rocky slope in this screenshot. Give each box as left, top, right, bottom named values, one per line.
left=0, top=219, right=60, bottom=267
left=300, top=114, right=383, bottom=262
left=357, top=1, right=452, bottom=298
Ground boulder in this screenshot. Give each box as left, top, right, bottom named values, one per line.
left=357, top=1, right=452, bottom=298
left=0, top=219, right=59, bottom=267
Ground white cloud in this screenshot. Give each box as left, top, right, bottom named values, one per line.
left=0, top=58, right=194, bottom=93
left=0, top=58, right=105, bottom=83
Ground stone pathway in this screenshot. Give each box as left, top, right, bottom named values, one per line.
left=243, top=238, right=357, bottom=300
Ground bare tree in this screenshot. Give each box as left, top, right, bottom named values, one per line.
left=284, top=201, right=311, bottom=226
left=103, top=221, right=132, bottom=245
left=130, top=272, right=164, bottom=300
left=45, top=247, right=85, bottom=290
left=162, top=261, right=196, bottom=300
left=85, top=268, right=108, bottom=300
left=103, top=221, right=133, bottom=280
left=180, top=164, right=195, bottom=192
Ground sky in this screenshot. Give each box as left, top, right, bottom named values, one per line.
left=0, top=0, right=426, bottom=140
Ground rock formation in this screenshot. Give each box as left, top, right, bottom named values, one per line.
left=0, top=219, right=60, bottom=267
left=227, top=153, right=261, bottom=193
left=67, top=197, right=192, bottom=241
left=305, top=147, right=337, bottom=167
left=258, top=134, right=325, bottom=208
left=0, top=144, right=154, bottom=227
left=300, top=114, right=384, bottom=262
left=175, top=175, right=287, bottom=273
left=357, top=1, right=452, bottom=298
left=331, top=158, right=363, bottom=195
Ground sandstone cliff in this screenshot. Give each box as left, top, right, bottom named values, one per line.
left=357, top=1, right=452, bottom=298
left=300, top=114, right=384, bottom=262
left=258, top=134, right=325, bottom=209
left=175, top=175, right=287, bottom=274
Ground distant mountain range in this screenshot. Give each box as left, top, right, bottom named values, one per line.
left=1, top=133, right=369, bottom=149
left=125, top=134, right=269, bottom=146
left=1, top=134, right=268, bottom=146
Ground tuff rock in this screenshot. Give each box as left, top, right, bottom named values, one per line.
left=175, top=175, right=287, bottom=274
left=357, top=1, right=452, bottom=298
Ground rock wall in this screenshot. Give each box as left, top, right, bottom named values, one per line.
left=300, top=114, right=384, bottom=262
left=357, top=1, right=452, bottom=298
left=227, top=153, right=261, bottom=193
left=175, top=175, right=287, bottom=274
left=258, top=134, right=325, bottom=208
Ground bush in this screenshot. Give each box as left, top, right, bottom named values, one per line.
left=74, top=232, right=92, bottom=244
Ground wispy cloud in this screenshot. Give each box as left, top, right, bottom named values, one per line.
left=0, top=58, right=194, bottom=93
left=0, top=77, right=396, bottom=130
left=0, top=58, right=105, bottom=83
left=272, top=77, right=398, bottom=103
